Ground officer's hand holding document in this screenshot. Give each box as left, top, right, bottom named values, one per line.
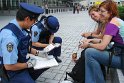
left=43, top=43, right=61, bottom=53
left=38, top=43, right=61, bottom=59
left=27, top=43, right=61, bottom=70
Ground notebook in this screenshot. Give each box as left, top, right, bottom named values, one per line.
left=27, top=54, right=59, bottom=70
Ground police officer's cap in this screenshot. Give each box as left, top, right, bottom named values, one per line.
left=20, top=2, right=44, bottom=14
left=47, top=16, right=59, bottom=33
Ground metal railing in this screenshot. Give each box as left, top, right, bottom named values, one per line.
left=0, top=7, right=73, bottom=16
left=46, top=7, right=73, bottom=14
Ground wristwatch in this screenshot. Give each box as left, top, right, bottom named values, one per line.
left=88, top=43, right=92, bottom=47
left=35, top=50, right=39, bottom=56
left=27, top=62, right=33, bottom=68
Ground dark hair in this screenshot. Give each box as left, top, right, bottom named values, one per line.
left=39, top=15, right=47, bottom=22
left=16, top=7, right=40, bottom=21
left=99, top=0, right=119, bottom=21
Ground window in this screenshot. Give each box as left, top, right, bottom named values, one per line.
left=11, top=0, right=18, bottom=9
left=2, top=0, right=10, bottom=10
left=0, top=0, right=2, bottom=10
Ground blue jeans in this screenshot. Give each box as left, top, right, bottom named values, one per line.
left=85, top=48, right=121, bottom=83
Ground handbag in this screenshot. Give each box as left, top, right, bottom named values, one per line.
left=121, top=48, right=124, bottom=74
left=108, top=43, right=124, bottom=75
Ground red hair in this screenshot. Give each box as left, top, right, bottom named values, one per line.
left=99, top=0, right=119, bottom=21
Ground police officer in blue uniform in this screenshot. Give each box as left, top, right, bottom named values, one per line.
left=0, top=3, right=47, bottom=83
left=31, top=15, right=62, bottom=63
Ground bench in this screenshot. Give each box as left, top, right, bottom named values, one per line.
left=110, top=69, right=124, bottom=83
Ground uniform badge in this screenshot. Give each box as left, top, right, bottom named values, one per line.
left=34, top=31, right=38, bottom=37
left=6, top=43, right=13, bottom=52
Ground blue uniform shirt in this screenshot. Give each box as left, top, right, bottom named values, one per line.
left=31, top=21, right=44, bottom=42
left=0, top=19, right=28, bottom=64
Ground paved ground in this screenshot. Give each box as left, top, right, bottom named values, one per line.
left=36, top=11, right=97, bottom=83
left=0, top=11, right=112, bottom=83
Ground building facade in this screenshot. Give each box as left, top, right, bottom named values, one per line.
left=0, top=0, right=27, bottom=10
left=120, top=0, right=124, bottom=5
left=0, top=0, right=124, bottom=11
left=0, top=0, right=60, bottom=10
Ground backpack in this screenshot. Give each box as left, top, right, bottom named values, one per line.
left=65, top=49, right=85, bottom=83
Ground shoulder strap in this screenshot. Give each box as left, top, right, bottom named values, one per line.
left=36, top=15, right=47, bottom=30
left=35, top=21, right=44, bottom=29
left=2, top=23, right=25, bottom=40
left=33, top=20, right=47, bottom=32
left=39, top=15, right=47, bottom=22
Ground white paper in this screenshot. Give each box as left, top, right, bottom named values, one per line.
left=43, top=43, right=61, bottom=52
left=43, top=44, right=55, bottom=52
left=27, top=54, right=59, bottom=70
left=54, top=43, right=61, bottom=47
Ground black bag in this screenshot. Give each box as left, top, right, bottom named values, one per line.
left=65, top=49, right=85, bottom=83
left=109, top=43, right=124, bottom=75
left=113, top=43, right=124, bottom=75
left=121, top=48, right=124, bottom=75
left=64, top=36, right=106, bottom=83
left=117, top=43, right=124, bottom=75
left=64, top=37, right=92, bottom=83
left=65, top=49, right=106, bottom=83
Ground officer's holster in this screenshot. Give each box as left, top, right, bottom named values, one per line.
left=0, top=65, right=9, bottom=83
left=0, top=56, right=9, bottom=83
